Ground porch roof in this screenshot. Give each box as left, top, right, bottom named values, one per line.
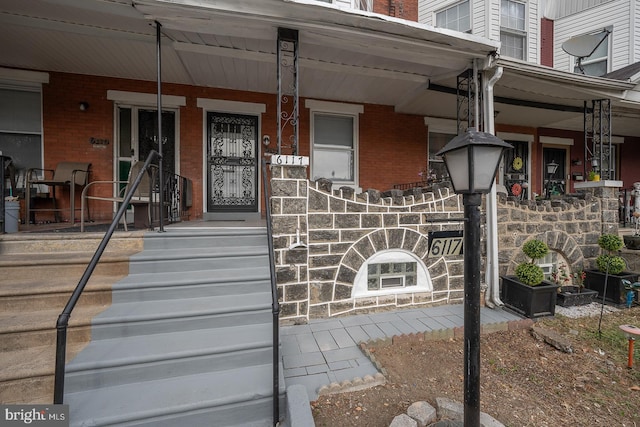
left=1, top=0, right=639, bottom=137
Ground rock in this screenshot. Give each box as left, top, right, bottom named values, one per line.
left=435, top=397, right=505, bottom=427
left=390, top=413, right=418, bottom=427
left=531, top=325, right=573, bottom=353
left=407, top=401, right=437, bottom=427
left=435, top=397, right=463, bottom=422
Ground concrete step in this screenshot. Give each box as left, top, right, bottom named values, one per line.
left=0, top=252, right=133, bottom=282
left=128, top=246, right=269, bottom=274
left=141, top=228, right=268, bottom=250
left=0, top=231, right=144, bottom=255
left=0, top=342, right=86, bottom=404
left=0, top=275, right=118, bottom=313
left=65, top=323, right=274, bottom=392
left=0, top=304, right=109, bottom=352
left=65, top=364, right=285, bottom=427
left=90, top=292, right=273, bottom=339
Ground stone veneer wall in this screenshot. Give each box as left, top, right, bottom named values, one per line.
left=270, top=164, right=469, bottom=322
left=496, top=185, right=619, bottom=277
left=270, top=165, right=616, bottom=322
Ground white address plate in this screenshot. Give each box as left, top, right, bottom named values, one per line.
left=428, top=231, right=464, bottom=257
left=272, top=155, right=309, bottom=166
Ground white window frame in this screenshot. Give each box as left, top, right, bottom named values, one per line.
left=435, top=1, right=471, bottom=33
left=572, top=28, right=611, bottom=77
left=306, top=99, right=362, bottom=191
left=352, top=250, right=432, bottom=298
left=0, top=68, right=49, bottom=188
left=500, top=0, right=527, bottom=60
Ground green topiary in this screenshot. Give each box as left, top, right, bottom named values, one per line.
left=516, top=239, right=549, bottom=286
left=596, top=234, right=626, bottom=275
left=515, top=263, right=545, bottom=286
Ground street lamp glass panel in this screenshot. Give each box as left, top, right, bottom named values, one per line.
left=442, top=147, right=470, bottom=192
left=473, top=146, right=505, bottom=192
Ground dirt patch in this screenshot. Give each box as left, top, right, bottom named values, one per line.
left=312, top=307, right=640, bottom=427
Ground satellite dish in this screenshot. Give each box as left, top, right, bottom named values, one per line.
left=562, top=30, right=610, bottom=73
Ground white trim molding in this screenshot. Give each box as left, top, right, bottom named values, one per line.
left=497, top=132, right=534, bottom=142
left=305, top=99, right=364, bottom=114
left=107, top=90, right=186, bottom=107
left=539, top=136, right=574, bottom=146
left=424, top=116, right=457, bottom=134
left=0, top=67, right=49, bottom=88
left=197, top=98, right=266, bottom=114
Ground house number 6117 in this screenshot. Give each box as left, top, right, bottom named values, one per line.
left=272, top=155, right=309, bottom=166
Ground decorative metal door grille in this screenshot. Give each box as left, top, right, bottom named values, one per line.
left=207, top=113, right=258, bottom=212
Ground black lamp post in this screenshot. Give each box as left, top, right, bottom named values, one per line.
left=436, top=130, right=512, bottom=427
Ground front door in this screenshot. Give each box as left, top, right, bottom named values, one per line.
left=543, top=147, right=567, bottom=197
left=503, top=140, right=529, bottom=200
left=206, top=112, right=258, bottom=213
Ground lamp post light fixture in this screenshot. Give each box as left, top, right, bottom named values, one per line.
left=436, top=130, right=512, bottom=427
left=545, top=160, right=559, bottom=198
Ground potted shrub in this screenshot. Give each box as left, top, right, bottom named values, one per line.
left=555, top=267, right=598, bottom=307
left=587, top=170, right=600, bottom=181
left=584, top=234, right=639, bottom=305
left=501, top=239, right=559, bottom=318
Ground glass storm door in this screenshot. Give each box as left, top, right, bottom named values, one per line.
left=543, top=147, right=567, bottom=197
left=206, top=112, right=258, bottom=213
left=503, top=140, right=529, bottom=200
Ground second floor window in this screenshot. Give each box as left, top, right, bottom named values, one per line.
left=435, top=1, right=471, bottom=33
left=500, top=0, right=526, bottom=60
left=574, top=29, right=610, bottom=76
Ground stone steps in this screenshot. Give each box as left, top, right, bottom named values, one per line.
left=0, top=231, right=142, bottom=404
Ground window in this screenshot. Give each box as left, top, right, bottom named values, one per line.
left=0, top=87, right=43, bottom=185
left=307, top=100, right=362, bottom=188
left=352, top=250, right=432, bottom=298
left=428, top=132, right=455, bottom=184
left=435, top=1, right=471, bottom=33
left=356, top=0, right=372, bottom=11
left=368, top=262, right=417, bottom=290
left=500, top=0, right=526, bottom=60
left=574, top=29, right=609, bottom=76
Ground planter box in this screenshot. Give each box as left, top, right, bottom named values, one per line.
left=501, top=276, right=558, bottom=318
left=623, top=235, right=640, bottom=250
left=584, top=270, right=639, bottom=306
left=556, top=286, right=598, bottom=307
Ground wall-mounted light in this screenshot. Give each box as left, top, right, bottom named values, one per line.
left=262, top=135, right=271, bottom=146
left=79, top=102, right=89, bottom=111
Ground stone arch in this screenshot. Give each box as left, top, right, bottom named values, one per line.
left=333, top=228, right=431, bottom=299
left=506, top=230, right=585, bottom=276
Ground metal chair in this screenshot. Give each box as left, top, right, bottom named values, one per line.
left=25, top=162, right=91, bottom=224
left=80, top=161, right=155, bottom=232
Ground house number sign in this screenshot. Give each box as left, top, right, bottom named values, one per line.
left=428, top=231, right=464, bottom=257
left=272, top=155, right=309, bottom=166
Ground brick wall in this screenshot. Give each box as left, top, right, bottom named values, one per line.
left=374, top=0, right=419, bottom=21
left=38, top=72, right=279, bottom=222
left=540, top=18, right=554, bottom=68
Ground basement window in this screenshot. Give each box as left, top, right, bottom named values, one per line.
left=353, top=250, right=432, bottom=298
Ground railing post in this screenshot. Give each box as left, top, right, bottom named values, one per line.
left=262, top=158, right=280, bottom=426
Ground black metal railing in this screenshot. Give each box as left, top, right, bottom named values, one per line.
left=262, top=158, right=280, bottom=426
left=53, top=151, right=161, bottom=404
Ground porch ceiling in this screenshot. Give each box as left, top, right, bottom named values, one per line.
left=1, top=0, right=639, bottom=137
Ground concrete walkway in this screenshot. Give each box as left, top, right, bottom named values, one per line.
left=281, top=304, right=522, bottom=400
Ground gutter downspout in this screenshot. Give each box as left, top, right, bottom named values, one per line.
left=483, top=56, right=504, bottom=308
